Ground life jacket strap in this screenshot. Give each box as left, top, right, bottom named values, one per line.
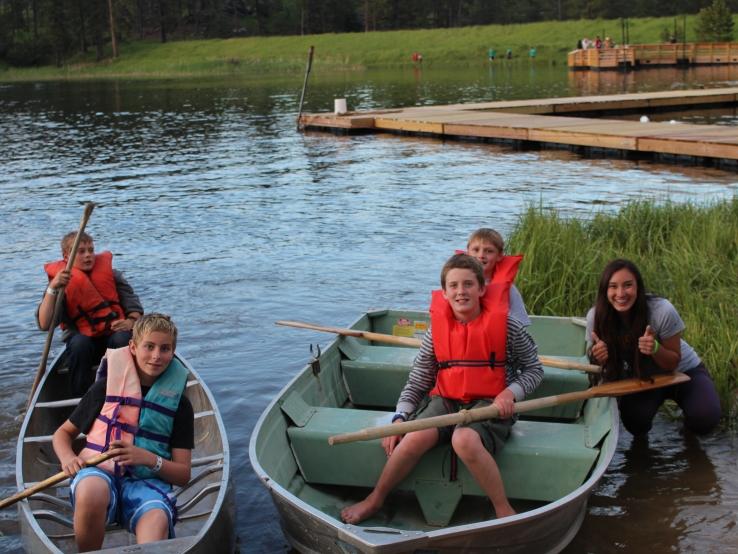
left=140, top=399, right=177, bottom=418
left=438, top=352, right=506, bottom=369
left=72, top=300, right=121, bottom=329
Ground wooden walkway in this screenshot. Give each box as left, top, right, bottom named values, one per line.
left=568, top=42, right=738, bottom=70
left=299, top=88, right=738, bottom=165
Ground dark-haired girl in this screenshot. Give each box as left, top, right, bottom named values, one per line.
left=585, top=259, right=721, bottom=435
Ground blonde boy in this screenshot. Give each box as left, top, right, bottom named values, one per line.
left=52, top=313, right=193, bottom=551
left=341, top=254, right=542, bottom=524
left=466, top=228, right=530, bottom=326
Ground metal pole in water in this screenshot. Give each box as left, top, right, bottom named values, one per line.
left=296, top=46, right=315, bottom=131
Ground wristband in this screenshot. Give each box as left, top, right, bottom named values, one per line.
left=46, top=286, right=58, bottom=296
left=151, top=455, right=163, bottom=473
left=392, top=412, right=408, bottom=423
left=652, top=340, right=660, bottom=354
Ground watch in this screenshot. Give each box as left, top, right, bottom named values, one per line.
left=392, top=412, right=409, bottom=423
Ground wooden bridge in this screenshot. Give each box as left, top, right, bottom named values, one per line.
left=568, top=42, right=738, bottom=70
left=298, top=87, right=738, bottom=166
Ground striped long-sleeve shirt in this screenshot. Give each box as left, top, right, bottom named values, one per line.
left=396, top=316, right=543, bottom=415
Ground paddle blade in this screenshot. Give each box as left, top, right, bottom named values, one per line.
left=591, top=373, right=690, bottom=398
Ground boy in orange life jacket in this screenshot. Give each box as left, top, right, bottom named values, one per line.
left=52, top=313, right=193, bottom=552
left=38, top=231, right=143, bottom=396
left=341, top=254, right=543, bottom=524
left=465, top=227, right=530, bottom=327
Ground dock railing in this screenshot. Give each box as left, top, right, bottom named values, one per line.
left=568, top=42, right=738, bottom=69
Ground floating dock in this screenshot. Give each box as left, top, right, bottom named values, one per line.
left=568, top=42, right=738, bottom=70
left=299, top=88, right=738, bottom=165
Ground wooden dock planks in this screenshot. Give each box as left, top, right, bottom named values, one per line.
left=299, top=88, right=738, bottom=164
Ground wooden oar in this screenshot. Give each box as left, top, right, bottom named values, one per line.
left=0, top=450, right=115, bottom=510
left=28, top=202, right=96, bottom=407
left=276, top=319, right=602, bottom=374
left=329, top=372, right=689, bottom=445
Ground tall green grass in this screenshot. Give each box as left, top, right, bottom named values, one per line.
left=2, top=14, right=736, bottom=81
left=507, top=198, right=738, bottom=421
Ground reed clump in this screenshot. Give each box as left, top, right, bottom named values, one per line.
left=508, top=198, right=738, bottom=420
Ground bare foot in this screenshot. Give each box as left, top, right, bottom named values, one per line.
left=494, top=503, right=517, bottom=519
left=341, top=495, right=382, bottom=524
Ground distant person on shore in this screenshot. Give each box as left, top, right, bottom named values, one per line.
left=463, top=228, right=530, bottom=327
left=52, top=313, right=193, bottom=551
left=581, top=37, right=591, bottom=49
left=505, top=48, right=513, bottom=59
left=340, top=254, right=543, bottom=524
left=586, top=259, right=721, bottom=435
left=594, top=35, right=602, bottom=49
left=38, top=231, right=143, bottom=396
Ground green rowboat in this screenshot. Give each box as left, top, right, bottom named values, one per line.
left=250, top=310, right=618, bottom=553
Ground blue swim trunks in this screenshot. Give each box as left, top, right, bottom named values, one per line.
left=70, top=467, right=176, bottom=537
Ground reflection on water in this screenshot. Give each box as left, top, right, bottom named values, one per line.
left=0, top=65, right=736, bottom=553
left=567, top=414, right=736, bottom=553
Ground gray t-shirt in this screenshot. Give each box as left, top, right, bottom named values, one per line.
left=585, top=296, right=701, bottom=372
left=509, top=284, right=531, bottom=327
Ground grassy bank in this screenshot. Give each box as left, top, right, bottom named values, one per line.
left=1, top=14, right=731, bottom=81
left=507, top=198, right=738, bottom=421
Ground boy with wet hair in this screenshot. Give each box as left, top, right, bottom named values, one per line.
left=465, top=227, right=530, bottom=326
left=341, top=254, right=542, bottom=524
left=38, top=231, right=143, bottom=395
left=52, top=313, right=193, bottom=551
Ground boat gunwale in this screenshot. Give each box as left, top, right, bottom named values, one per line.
left=16, top=350, right=233, bottom=554
left=248, top=309, right=620, bottom=551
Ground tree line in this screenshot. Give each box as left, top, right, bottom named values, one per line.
left=1, top=0, right=736, bottom=67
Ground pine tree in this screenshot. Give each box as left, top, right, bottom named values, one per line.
left=695, top=0, right=734, bottom=42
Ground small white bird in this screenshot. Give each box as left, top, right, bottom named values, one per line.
left=640, top=115, right=650, bottom=123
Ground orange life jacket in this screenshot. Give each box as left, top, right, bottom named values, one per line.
left=429, top=255, right=521, bottom=402
left=44, top=251, right=123, bottom=337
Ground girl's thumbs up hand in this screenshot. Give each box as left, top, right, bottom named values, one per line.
left=590, top=331, right=608, bottom=365
left=638, top=325, right=658, bottom=355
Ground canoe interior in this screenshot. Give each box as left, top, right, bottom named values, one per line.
left=18, top=351, right=234, bottom=553
left=254, top=310, right=615, bottom=534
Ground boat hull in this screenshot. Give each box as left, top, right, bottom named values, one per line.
left=251, top=310, right=618, bottom=553
left=17, top=351, right=235, bottom=553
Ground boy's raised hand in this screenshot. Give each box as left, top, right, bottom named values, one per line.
left=590, top=331, right=608, bottom=365
left=638, top=325, right=657, bottom=355
left=49, top=269, right=71, bottom=290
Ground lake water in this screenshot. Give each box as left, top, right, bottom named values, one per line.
left=0, top=62, right=736, bottom=553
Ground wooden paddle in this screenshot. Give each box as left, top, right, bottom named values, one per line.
left=328, top=372, right=690, bottom=445
left=275, top=319, right=602, bottom=374
left=0, top=450, right=115, bottom=510
left=28, top=202, right=96, bottom=407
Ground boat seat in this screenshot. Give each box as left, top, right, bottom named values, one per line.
left=286, top=405, right=600, bottom=526
left=339, top=341, right=590, bottom=419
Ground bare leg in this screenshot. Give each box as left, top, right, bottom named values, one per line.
left=341, top=428, right=438, bottom=524
left=73, top=476, right=110, bottom=552
left=135, top=508, right=170, bottom=543
left=452, top=428, right=515, bottom=518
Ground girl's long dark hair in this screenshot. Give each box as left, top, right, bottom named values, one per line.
left=593, top=259, right=655, bottom=381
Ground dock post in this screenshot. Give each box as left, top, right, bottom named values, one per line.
left=296, top=46, right=315, bottom=131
